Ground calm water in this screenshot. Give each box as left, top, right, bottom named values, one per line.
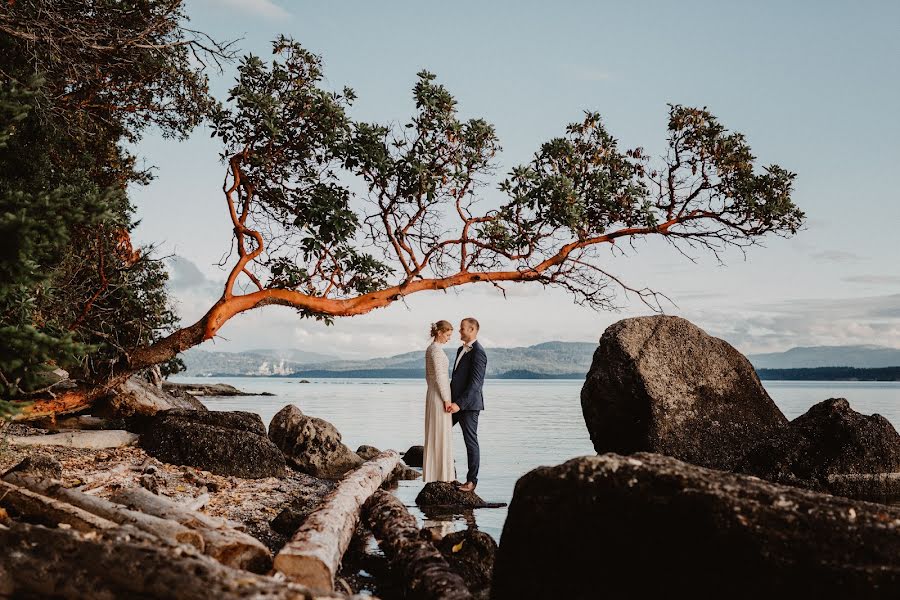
left=172, top=376, right=900, bottom=540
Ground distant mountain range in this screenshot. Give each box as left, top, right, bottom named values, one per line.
left=747, top=345, right=900, bottom=369
left=179, top=343, right=900, bottom=379
left=180, top=342, right=597, bottom=378
left=180, top=348, right=339, bottom=377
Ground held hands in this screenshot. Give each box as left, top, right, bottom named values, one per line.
left=445, top=402, right=461, bottom=414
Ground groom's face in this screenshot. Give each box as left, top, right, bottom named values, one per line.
left=459, top=321, right=477, bottom=343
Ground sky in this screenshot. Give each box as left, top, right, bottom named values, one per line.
left=131, top=0, right=900, bottom=359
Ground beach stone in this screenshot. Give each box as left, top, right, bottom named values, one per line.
left=581, top=315, right=788, bottom=471
left=402, top=445, right=424, bottom=468
left=94, top=374, right=206, bottom=419
left=268, top=405, right=363, bottom=479
left=738, top=398, right=900, bottom=500
left=356, top=445, right=382, bottom=461
left=492, top=453, right=900, bottom=599
left=436, top=529, right=496, bottom=597
left=416, top=481, right=486, bottom=508
left=140, top=410, right=285, bottom=478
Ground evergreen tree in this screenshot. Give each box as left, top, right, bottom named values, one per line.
left=0, top=0, right=231, bottom=410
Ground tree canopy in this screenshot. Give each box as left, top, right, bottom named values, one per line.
left=187, top=37, right=803, bottom=343
left=4, top=28, right=805, bottom=420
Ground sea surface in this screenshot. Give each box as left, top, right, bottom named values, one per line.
left=171, top=376, right=900, bottom=541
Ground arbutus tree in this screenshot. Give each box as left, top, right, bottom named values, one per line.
left=21, top=37, right=804, bottom=419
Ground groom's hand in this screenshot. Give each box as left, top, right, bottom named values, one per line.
left=449, top=403, right=461, bottom=413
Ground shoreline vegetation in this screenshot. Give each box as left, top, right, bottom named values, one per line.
left=182, top=366, right=900, bottom=382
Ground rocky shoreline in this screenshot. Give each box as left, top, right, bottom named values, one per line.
left=3, top=315, right=900, bottom=598
left=0, top=376, right=492, bottom=598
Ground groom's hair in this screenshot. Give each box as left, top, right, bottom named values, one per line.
left=462, top=317, right=480, bottom=331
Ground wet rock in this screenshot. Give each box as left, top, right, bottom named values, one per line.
left=492, top=452, right=900, bottom=599
left=268, top=405, right=363, bottom=479
left=357, top=445, right=420, bottom=482
left=738, top=398, right=900, bottom=500
left=94, top=374, right=207, bottom=419
left=437, top=529, right=496, bottom=597
left=2, top=454, right=63, bottom=480
left=356, top=445, right=382, bottom=461
left=140, top=410, right=286, bottom=478
left=581, top=315, right=788, bottom=471
left=402, top=445, right=424, bottom=468
left=415, top=481, right=505, bottom=508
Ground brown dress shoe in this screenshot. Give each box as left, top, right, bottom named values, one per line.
left=457, top=481, right=477, bottom=493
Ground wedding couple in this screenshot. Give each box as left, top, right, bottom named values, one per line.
left=422, top=318, right=486, bottom=493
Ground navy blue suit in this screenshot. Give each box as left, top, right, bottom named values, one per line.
left=450, top=340, right=486, bottom=484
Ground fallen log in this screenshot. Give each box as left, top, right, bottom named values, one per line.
left=2, top=473, right=203, bottom=551
left=274, top=450, right=400, bottom=591
left=110, top=486, right=272, bottom=573
left=0, top=521, right=361, bottom=600
left=6, top=430, right=138, bottom=449
left=363, top=490, right=472, bottom=600
left=0, top=479, right=118, bottom=533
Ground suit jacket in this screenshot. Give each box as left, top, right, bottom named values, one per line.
left=450, top=340, right=486, bottom=412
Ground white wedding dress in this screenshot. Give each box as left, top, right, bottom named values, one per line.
left=423, top=341, right=454, bottom=482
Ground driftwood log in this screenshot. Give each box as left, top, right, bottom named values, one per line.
left=2, top=473, right=204, bottom=550
left=363, top=490, right=471, bottom=600
left=110, top=486, right=272, bottom=572
left=6, top=430, right=139, bottom=449
left=0, top=479, right=118, bottom=533
left=0, top=521, right=360, bottom=600
left=274, top=450, right=400, bottom=590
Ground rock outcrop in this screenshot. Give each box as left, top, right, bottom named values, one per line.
left=140, top=410, right=286, bottom=478
left=268, top=405, right=363, bottom=479
left=581, top=315, right=788, bottom=471
left=492, top=453, right=900, bottom=599
left=738, top=397, right=900, bottom=500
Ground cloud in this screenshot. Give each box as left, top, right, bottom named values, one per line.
left=215, top=0, right=290, bottom=19
left=681, top=293, right=900, bottom=354
left=843, top=275, right=900, bottom=286
left=811, top=250, right=867, bottom=263
left=563, top=65, right=612, bottom=82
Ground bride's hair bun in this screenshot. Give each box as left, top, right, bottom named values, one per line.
left=430, top=320, right=453, bottom=338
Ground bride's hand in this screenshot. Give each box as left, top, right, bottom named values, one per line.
left=443, top=402, right=452, bottom=413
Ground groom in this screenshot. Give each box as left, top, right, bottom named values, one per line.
left=448, top=317, right=486, bottom=493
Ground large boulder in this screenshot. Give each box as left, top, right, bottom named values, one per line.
left=268, top=405, right=363, bottom=479
left=437, top=529, right=497, bottom=598
left=492, top=453, right=900, bottom=599
left=581, top=315, right=788, bottom=471
left=140, top=410, right=286, bottom=478
left=94, top=374, right=206, bottom=419
left=738, top=398, right=900, bottom=500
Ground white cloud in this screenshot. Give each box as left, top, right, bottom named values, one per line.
left=843, top=275, right=900, bottom=286
left=215, top=0, right=290, bottom=19
left=811, top=250, right=867, bottom=263
left=563, top=65, right=612, bottom=82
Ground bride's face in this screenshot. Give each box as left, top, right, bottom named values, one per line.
left=436, top=329, right=453, bottom=343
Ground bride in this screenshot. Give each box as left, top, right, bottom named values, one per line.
left=423, top=320, right=457, bottom=482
